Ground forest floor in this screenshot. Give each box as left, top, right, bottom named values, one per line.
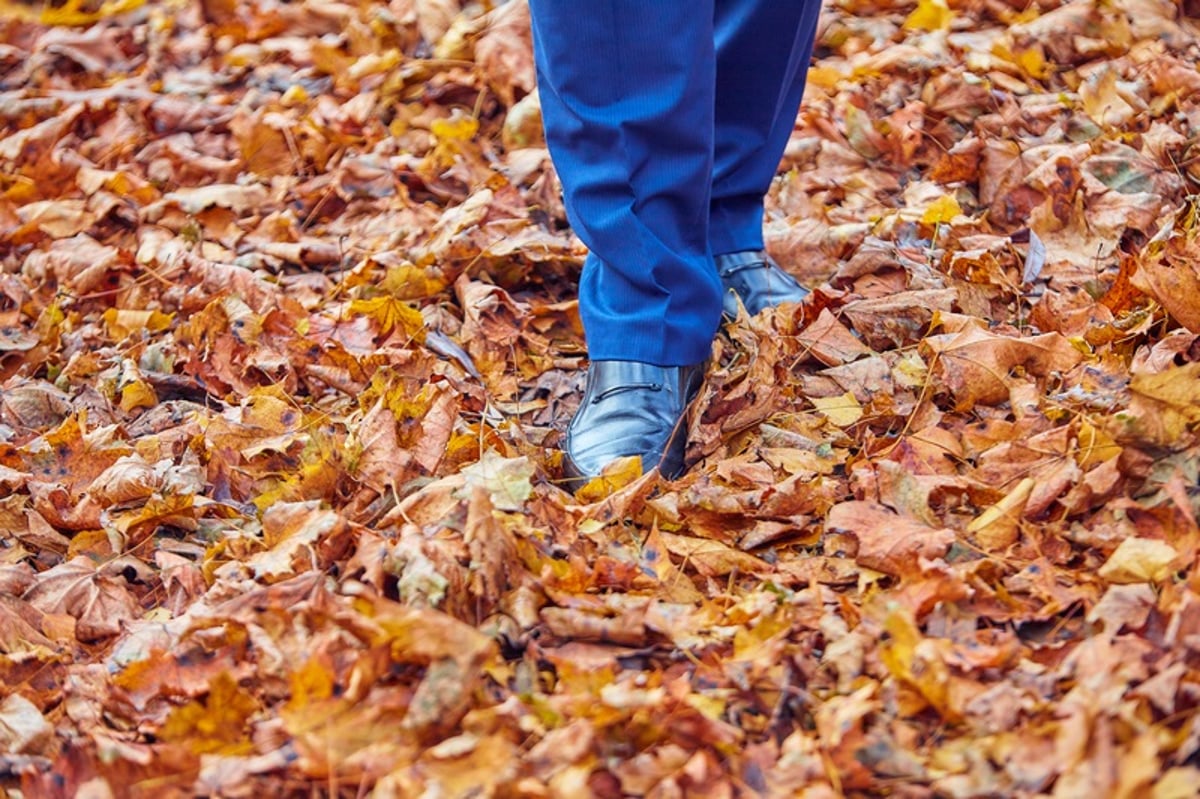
left=3, top=0, right=1200, bottom=796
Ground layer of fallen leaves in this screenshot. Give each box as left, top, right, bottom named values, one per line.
left=3, top=0, right=1200, bottom=796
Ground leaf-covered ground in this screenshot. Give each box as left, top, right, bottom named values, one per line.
left=3, top=0, right=1200, bottom=795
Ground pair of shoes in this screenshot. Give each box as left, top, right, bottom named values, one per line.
left=716, top=250, right=810, bottom=318
left=563, top=360, right=706, bottom=488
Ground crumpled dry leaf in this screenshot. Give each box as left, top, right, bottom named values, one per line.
left=249, top=501, right=347, bottom=582
left=0, top=692, right=53, bottom=755
left=1098, top=538, right=1179, bottom=584
left=826, top=501, right=955, bottom=576
left=21, top=557, right=140, bottom=642
left=1120, top=362, right=1200, bottom=448
left=658, top=531, right=770, bottom=578
left=158, top=671, right=258, bottom=755
left=922, top=324, right=1085, bottom=410
left=461, top=450, right=534, bottom=511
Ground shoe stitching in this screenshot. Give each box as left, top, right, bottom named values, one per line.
left=717, top=258, right=768, bottom=278
left=593, top=382, right=663, bottom=402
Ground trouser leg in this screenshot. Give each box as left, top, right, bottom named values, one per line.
left=709, top=0, right=823, bottom=256
left=529, top=0, right=723, bottom=367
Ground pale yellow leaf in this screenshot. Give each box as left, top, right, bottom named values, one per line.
left=811, top=392, right=864, bottom=427
left=1098, top=538, right=1178, bottom=584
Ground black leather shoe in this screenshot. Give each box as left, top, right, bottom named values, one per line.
left=716, top=250, right=809, bottom=318
left=563, top=360, right=706, bottom=488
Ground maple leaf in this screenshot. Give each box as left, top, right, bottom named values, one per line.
left=158, top=671, right=259, bottom=755
left=249, top=501, right=347, bottom=582
left=1119, top=362, right=1200, bottom=448
left=348, top=295, right=426, bottom=342
left=1098, top=538, right=1179, bottom=584
left=21, top=557, right=140, bottom=642
left=922, top=324, right=1086, bottom=410
left=826, top=501, right=955, bottom=576
left=461, top=449, right=534, bottom=511
left=1132, top=220, right=1200, bottom=333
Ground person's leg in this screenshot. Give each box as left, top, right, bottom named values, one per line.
left=709, top=0, right=823, bottom=257
left=529, top=0, right=723, bottom=368
left=709, top=0, right=823, bottom=317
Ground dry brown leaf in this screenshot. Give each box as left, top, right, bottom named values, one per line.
left=475, top=0, right=535, bottom=106
left=22, top=557, right=140, bottom=642
left=1120, top=362, right=1200, bottom=448
left=1132, top=233, right=1200, bottom=333
left=922, top=325, right=1085, bottom=410
left=658, top=531, right=770, bottom=578
left=250, top=502, right=347, bottom=582
left=0, top=693, right=53, bottom=755
left=826, top=501, right=955, bottom=576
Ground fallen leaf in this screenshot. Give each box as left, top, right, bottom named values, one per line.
left=21, top=557, right=140, bottom=642
left=904, top=0, right=952, bottom=31
left=461, top=450, right=534, bottom=511
left=923, top=325, right=1085, bottom=410
left=1120, top=362, right=1200, bottom=448
left=158, top=671, right=258, bottom=755
left=1098, top=538, right=1179, bottom=584
left=658, top=531, right=770, bottom=578
left=0, top=693, right=53, bottom=755
left=811, top=391, right=865, bottom=427
left=966, top=477, right=1034, bottom=550
left=250, top=502, right=347, bottom=581
left=826, top=501, right=955, bottom=576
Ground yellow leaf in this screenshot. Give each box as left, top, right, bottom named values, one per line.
left=879, top=609, right=959, bottom=722
left=806, top=65, right=846, bottom=90
left=1077, top=422, right=1121, bottom=469
left=158, top=672, right=258, bottom=755
left=1015, top=47, right=1048, bottom=80
left=1098, top=538, right=1178, bottom=584
left=430, top=114, right=480, bottom=144
left=732, top=609, right=791, bottom=660
left=348, top=49, right=402, bottom=81
left=380, top=262, right=450, bottom=300
left=249, top=437, right=341, bottom=512
left=349, top=296, right=426, bottom=341
left=280, top=84, right=309, bottom=107
left=686, top=692, right=727, bottom=721
left=1080, top=68, right=1136, bottom=128
left=102, top=308, right=174, bottom=341
left=285, top=657, right=336, bottom=715
left=811, top=392, right=864, bottom=427
left=920, top=194, right=963, bottom=226
left=110, top=494, right=196, bottom=546
left=119, top=380, right=157, bottom=413
left=574, top=455, right=644, bottom=502
left=903, top=0, right=952, bottom=31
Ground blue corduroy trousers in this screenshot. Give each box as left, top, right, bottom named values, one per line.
left=529, top=0, right=823, bottom=366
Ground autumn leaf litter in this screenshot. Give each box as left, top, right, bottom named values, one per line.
left=3, top=0, right=1200, bottom=796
